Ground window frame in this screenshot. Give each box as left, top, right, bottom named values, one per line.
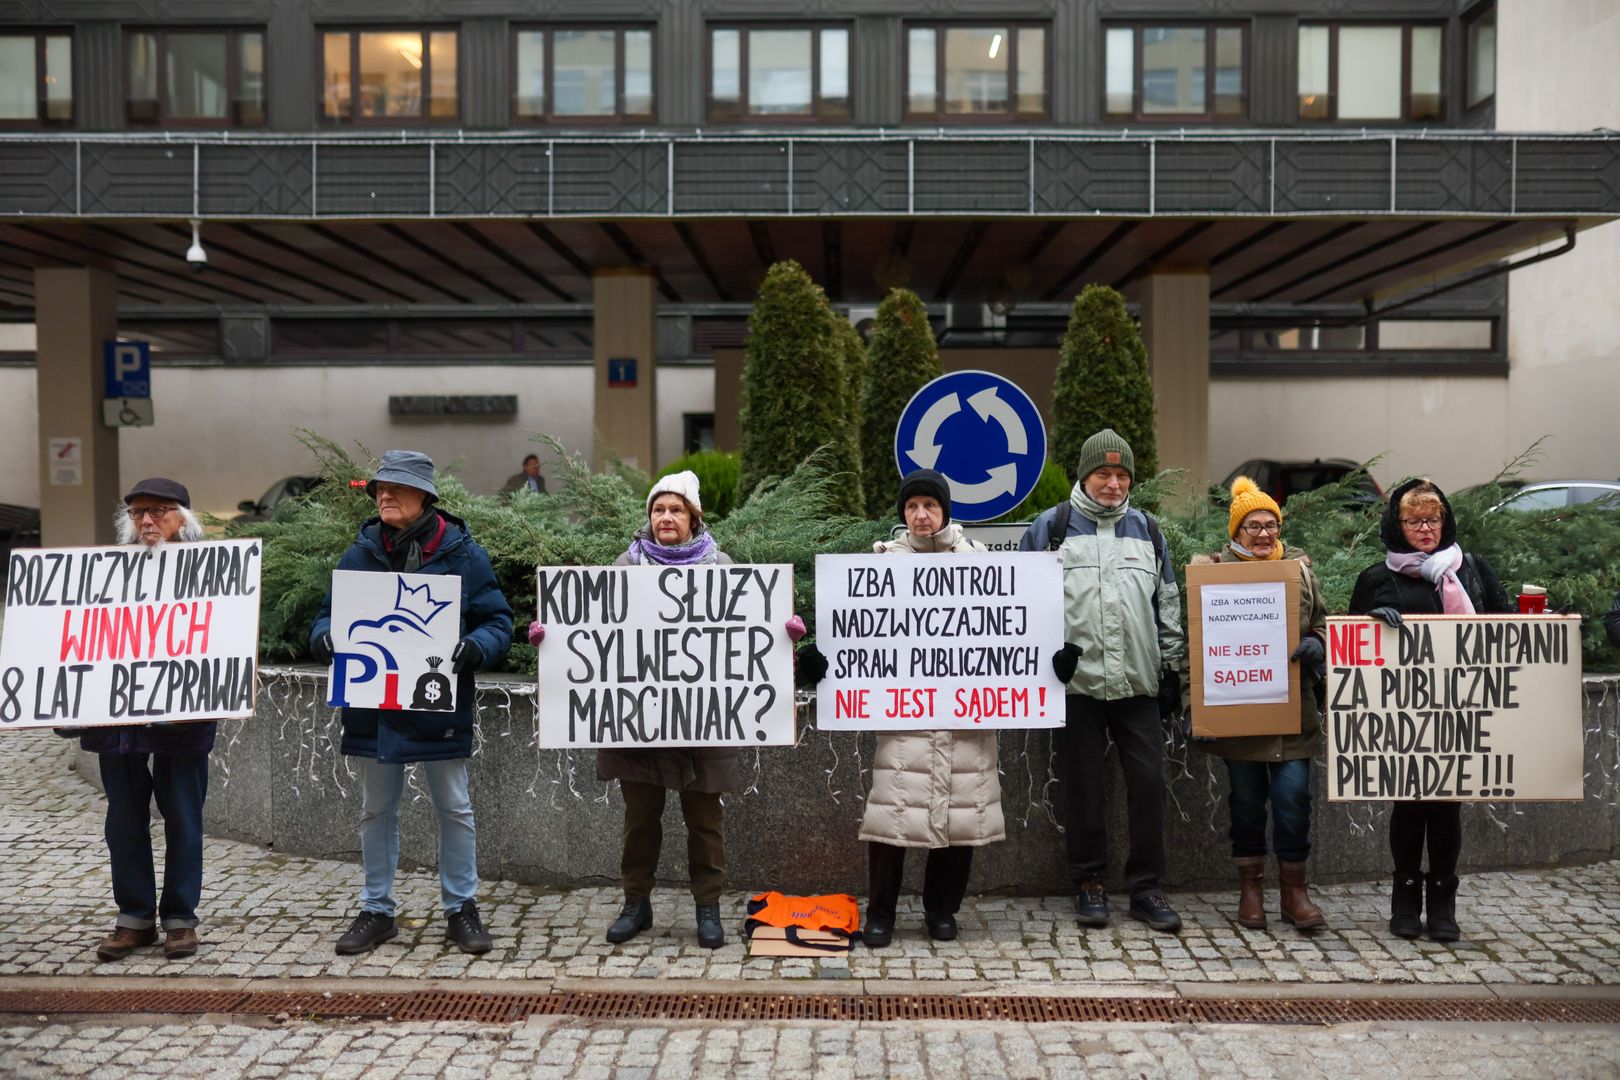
left=319, top=25, right=460, bottom=127
left=124, top=26, right=266, bottom=128
left=509, top=24, right=657, bottom=126
left=902, top=20, right=1050, bottom=123
left=0, top=28, right=74, bottom=129
left=1463, top=4, right=1496, bottom=113
left=1297, top=21, right=1449, bottom=124
left=1102, top=22, right=1248, bottom=124
left=705, top=22, right=854, bottom=123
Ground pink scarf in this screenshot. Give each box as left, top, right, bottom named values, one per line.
left=1386, top=544, right=1475, bottom=615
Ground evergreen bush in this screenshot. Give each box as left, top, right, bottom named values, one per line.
left=993, top=460, right=1075, bottom=523
left=1051, top=285, right=1158, bottom=481
left=833, top=314, right=868, bottom=513
left=655, top=450, right=740, bottom=520
left=859, top=288, right=943, bottom=519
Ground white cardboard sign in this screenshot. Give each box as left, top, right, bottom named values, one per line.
left=326, top=570, right=462, bottom=713
left=0, top=540, right=261, bottom=728
left=814, top=551, right=1066, bottom=731
left=1200, top=581, right=1291, bottom=706
left=534, top=564, right=796, bottom=748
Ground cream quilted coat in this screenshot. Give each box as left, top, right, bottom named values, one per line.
left=856, top=524, right=1007, bottom=849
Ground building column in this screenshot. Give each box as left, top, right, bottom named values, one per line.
left=1138, top=268, right=1211, bottom=494
left=35, top=267, right=120, bottom=546
left=592, top=268, right=658, bottom=471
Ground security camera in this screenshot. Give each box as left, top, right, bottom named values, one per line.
left=185, top=219, right=207, bottom=273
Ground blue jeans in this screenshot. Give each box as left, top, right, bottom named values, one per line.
left=1226, top=759, right=1312, bottom=863
left=358, top=757, right=477, bottom=917
left=99, top=752, right=209, bottom=931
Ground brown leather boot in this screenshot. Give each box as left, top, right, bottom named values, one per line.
left=1235, top=857, right=1267, bottom=929
left=163, top=927, right=200, bottom=959
left=96, top=925, right=157, bottom=961
left=1279, top=860, right=1327, bottom=931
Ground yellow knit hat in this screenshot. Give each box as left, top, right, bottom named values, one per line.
left=1228, top=476, right=1282, bottom=539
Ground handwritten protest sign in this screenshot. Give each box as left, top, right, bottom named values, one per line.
left=1186, top=560, right=1301, bottom=737
left=327, top=571, right=462, bottom=712
left=1, top=540, right=260, bottom=728
left=1325, top=614, right=1583, bottom=802
left=535, top=564, right=795, bottom=748
left=814, top=551, right=1065, bottom=731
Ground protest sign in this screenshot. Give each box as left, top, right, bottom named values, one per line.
left=534, top=564, right=796, bottom=748
left=1, top=540, right=260, bottom=728
left=1186, top=560, right=1301, bottom=738
left=1325, top=614, right=1583, bottom=802
left=814, top=551, right=1065, bottom=731
left=327, top=570, right=462, bottom=712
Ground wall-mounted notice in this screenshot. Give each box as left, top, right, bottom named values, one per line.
left=814, top=551, right=1065, bottom=731
left=1324, top=614, right=1584, bottom=802
left=535, top=564, right=796, bottom=748
left=327, top=571, right=462, bottom=712
left=1, top=540, right=261, bottom=728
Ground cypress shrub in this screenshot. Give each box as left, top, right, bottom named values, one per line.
left=993, top=460, right=1075, bottom=523
left=859, top=288, right=943, bottom=519
left=655, top=450, right=741, bottom=520
left=832, top=314, right=868, bottom=514
left=1051, top=284, right=1159, bottom=481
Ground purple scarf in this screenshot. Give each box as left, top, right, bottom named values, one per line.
left=1386, top=544, right=1475, bottom=615
left=623, top=527, right=719, bottom=566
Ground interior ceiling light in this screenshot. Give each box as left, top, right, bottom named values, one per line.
left=988, top=33, right=1003, bottom=59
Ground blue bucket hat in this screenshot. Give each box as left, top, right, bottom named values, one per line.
left=366, top=449, right=438, bottom=502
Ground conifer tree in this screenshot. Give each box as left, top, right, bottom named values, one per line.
left=1051, top=284, right=1159, bottom=480
left=858, top=288, right=942, bottom=519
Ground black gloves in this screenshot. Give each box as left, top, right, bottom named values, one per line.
left=451, top=639, right=484, bottom=675
left=1157, top=668, right=1183, bottom=721
left=1367, top=607, right=1405, bottom=628
left=311, top=631, right=335, bottom=664
left=1289, top=635, right=1325, bottom=667
left=795, top=643, right=828, bottom=687
left=1051, top=643, right=1083, bottom=684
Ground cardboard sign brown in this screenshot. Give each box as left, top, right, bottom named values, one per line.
left=747, top=926, right=852, bottom=957
left=1186, top=559, right=1303, bottom=738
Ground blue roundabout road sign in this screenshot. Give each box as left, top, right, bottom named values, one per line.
left=892, top=370, right=1047, bottom=523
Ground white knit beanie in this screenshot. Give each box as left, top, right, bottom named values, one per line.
left=646, top=470, right=703, bottom=515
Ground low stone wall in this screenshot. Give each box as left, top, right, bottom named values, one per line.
left=79, top=669, right=1620, bottom=896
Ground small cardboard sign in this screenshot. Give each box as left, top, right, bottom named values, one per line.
left=326, top=571, right=462, bottom=712
left=747, top=927, right=852, bottom=957
left=1186, top=559, right=1302, bottom=738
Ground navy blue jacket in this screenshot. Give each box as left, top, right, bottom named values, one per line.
left=311, top=511, right=512, bottom=764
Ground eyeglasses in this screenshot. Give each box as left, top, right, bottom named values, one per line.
left=126, top=506, right=178, bottom=521
left=1240, top=522, right=1281, bottom=536
left=1400, top=518, right=1444, bottom=531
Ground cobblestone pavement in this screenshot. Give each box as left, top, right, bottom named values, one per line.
left=3, top=1016, right=1619, bottom=1079
left=3, top=734, right=1617, bottom=987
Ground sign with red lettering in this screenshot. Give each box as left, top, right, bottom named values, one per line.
left=1325, top=614, right=1583, bottom=802
left=814, top=551, right=1065, bottom=731
left=327, top=571, right=462, bottom=713
left=1186, top=560, right=1302, bottom=737
left=0, top=540, right=261, bottom=728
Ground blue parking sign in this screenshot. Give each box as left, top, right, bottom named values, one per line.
left=104, top=341, right=151, bottom=399
left=893, top=370, right=1047, bottom=523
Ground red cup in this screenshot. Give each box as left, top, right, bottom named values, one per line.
left=1518, top=594, right=1548, bottom=614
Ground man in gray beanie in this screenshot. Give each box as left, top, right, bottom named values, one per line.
left=1018, top=429, right=1188, bottom=933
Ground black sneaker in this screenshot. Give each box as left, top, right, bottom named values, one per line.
left=447, top=901, right=493, bottom=955
left=606, top=898, right=653, bottom=945
left=1129, top=893, right=1183, bottom=934
left=335, top=911, right=397, bottom=955
left=1076, top=881, right=1111, bottom=927
left=695, top=903, right=725, bottom=949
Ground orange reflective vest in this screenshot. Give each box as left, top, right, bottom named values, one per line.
left=745, top=892, right=861, bottom=938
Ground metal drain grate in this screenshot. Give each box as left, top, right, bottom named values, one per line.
left=1, top=989, right=1617, bottom=1026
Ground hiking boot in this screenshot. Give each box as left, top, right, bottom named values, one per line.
left=1076, top=880, right=1111, bottom=928
left=1128, top=893, right=1183, bottom=934
left=335, top=911, right=398, bottom=955
left=1235, top=857, right=1267, bottom=930
left=695, top=903, right=725, bottom=949
left=162, top=927, right=200, bottom=960
left=862, top=911, right=894, bottom=949
left=1425, top=874, right=1461, bottom=943
left=96, top=925, right=157, bottom=962
left=1389, top=874, right=1423, bottom=939
left=606, top=898, right=653, bottom=945
left=1278, top=861, right=1327, bottom=931
left=447, top=901, right=493, bottom=955
left=924, top=912, right=959, bottom=942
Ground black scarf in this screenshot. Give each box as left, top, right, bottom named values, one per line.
left=381, top=509, right=441, bottom=573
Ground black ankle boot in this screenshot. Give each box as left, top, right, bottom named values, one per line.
left=695, top=903, right=725, bottom=949
left=605, top=898, right=653, bottom=945
left=1389, top=873, right=1423, bottom=939
left=1425, top=874, right=1460, bottom=943
left=862, top=911, right=894, bottom=948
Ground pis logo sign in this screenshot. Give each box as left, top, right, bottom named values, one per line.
left=329, top=578, right=455, bottom=711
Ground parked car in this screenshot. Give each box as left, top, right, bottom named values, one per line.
left=1219, top=459, right=1383, bottom=507
left=233, top=474, right=322, bottom=523
left=1486, top=480, right=1620, bottom=513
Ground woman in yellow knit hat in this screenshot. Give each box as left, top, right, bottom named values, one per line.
left=1190, top=477, right=1329, bottom=933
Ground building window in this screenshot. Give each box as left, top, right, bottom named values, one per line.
left=1104, top=24, right=1246, bottom=121
left=1466, top=7, right=1496, bottom=109
left=1377, top=319, right=1494, bottom=350
left=708, top=25, right=850, bottom=120
left=513, top=26, right=654, bottom=122
left=905, top=23, right=1047, bottom=119
left=127, top=28, right=264, bottom=126
left=0, top=30, right=72, bottom=127
left=322, top=28, right=457, bottom=124
left=1298, top=23, right=1444, bottom=122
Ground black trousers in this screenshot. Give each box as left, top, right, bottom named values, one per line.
left=1389, top=801, right=1462, bottom=877
left=865, top=842, right=974, bottom=921
left=1055, top=693, right=1167, bottom=898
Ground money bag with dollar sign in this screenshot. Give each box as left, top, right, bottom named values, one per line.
left=410, top=656, right=454, bottom=711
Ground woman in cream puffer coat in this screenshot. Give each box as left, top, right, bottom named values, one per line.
left=857, top=469, right=1005, bottom=947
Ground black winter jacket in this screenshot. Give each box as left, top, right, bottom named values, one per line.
left=1347, top=478, right=1513, bottom=617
